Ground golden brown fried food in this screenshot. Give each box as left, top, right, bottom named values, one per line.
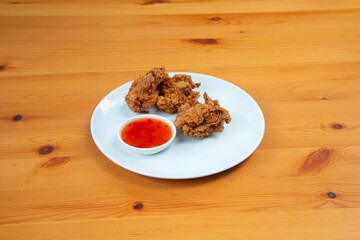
left=174, top=92, right=231, bottom=138
left=125, top=67, right=169, bottom=112
left=156, top=74, right=201, bottom=113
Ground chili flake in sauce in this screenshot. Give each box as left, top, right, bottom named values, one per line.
left=121, top=118, right=172, bottom=148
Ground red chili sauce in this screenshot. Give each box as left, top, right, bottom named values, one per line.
left=121, top=118, right=172, bottom=148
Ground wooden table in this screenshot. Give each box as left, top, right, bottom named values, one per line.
left=1, top=0, right=360, bottom=239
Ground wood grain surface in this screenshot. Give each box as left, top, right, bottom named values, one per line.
left=1, top=0, right=360, bottom=239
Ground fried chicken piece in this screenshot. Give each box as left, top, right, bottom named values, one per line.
left=125, top=67, right=170, bottom=112
left=156, top=74, right=201, bottom=114
left=174, top=92, right=232, bottom=138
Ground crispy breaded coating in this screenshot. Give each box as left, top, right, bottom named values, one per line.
left=174, top=92, right=231, bottom=138
left=156, top=74, right=201, bottom=113
left=125, top=67, right=169, bottom=112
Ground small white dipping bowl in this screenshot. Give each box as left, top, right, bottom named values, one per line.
left=118, top=114, right=176, bottom=155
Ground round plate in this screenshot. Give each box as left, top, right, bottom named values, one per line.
left=90, top=73, right=265, bottom=179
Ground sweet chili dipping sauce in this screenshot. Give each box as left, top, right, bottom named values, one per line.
left=121, top=118, right=172, bottom=148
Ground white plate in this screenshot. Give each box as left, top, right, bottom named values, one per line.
left=91, top=73, right=265, bottom=179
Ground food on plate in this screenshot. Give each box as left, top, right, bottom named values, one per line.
left=121, top=118, right=173, bottom=148
left=157, top=74, right=201, bottom=113
left=125, top=67, right=231, bottom=139
left=125, top=67, right=170, bottom=112
left=174, top=92, right=232, bottom=138
left=125, top=67, right=201, bottom=113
